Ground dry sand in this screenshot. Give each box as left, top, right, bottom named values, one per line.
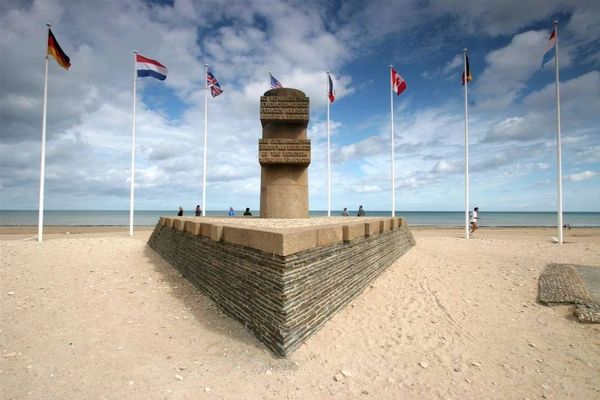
left=1, top=226, right=599, bottom=399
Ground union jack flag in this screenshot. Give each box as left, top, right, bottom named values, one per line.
left=207, top=69, right=223, bottom=97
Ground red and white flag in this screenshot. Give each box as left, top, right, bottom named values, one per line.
left=328, top=73, right=335, bottom=103
left=391, top=67, right=406, bottom=95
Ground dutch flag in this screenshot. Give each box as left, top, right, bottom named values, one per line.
left=136, top=54, right=167, bottom=80
left=541, top=29, right=556, bottom=68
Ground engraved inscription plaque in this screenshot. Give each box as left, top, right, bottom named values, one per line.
left=260, top=96, right=309, bottom=127
left=259, top=138, right=311, bottom=165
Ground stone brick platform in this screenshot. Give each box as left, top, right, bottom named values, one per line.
left=147, top=217, right=416, bottom=355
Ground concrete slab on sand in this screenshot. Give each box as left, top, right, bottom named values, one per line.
left=575, top=265, right=600, bottom=302
left=156, top=216, right=407, bottom=257
left=538, top=263, right=600, bottom=323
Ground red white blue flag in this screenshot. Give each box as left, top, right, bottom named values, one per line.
left=270, top=73, right=283, bottom=89
left=136, top=54, right=167, bottom=80
left=207, top=68, right=223, bottom=97
left=541, top=28, right=556, bottom=67
left=391, top=67, right=406, bottom=95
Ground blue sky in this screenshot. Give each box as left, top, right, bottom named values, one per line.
left=0, top=0, right=599, bottom=213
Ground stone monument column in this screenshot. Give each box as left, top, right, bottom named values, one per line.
left=259, top=88, right=310, bottom=218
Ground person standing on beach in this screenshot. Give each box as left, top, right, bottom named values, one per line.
left=470, top=207, right=479, bottom=234
left=195, top=205, right=202, bottom=216
left=357, top=205, right=365, bottom=217
left=342, top=207, right=349, bottom=217
left=177, top=206, right=183, bottom=216
left=228, top=207, right=236, bottom=217
left=243, top=207, right=252, bottom=216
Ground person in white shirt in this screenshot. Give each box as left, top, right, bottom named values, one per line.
left=470, top=207, right=479, bottom=234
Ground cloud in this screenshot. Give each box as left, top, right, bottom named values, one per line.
left=475, top=30, right=566, bottom=110
left=566, top=170, right=598, bottom=182
left=565, top=3, right=600, bottom=65
left=355, top=184, right=381, bottom=193
left=431, top=159, right=462, bottom=174
left=573, top=146, right=600, bottom=164
left=428, top=0, right=571, bottom=36
left=336, top=136, right=387, bottom=164
left=483, top=71, right=600, bottom=142
left=442, top=54, right=463, bottom=77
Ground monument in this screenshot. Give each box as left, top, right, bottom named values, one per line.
left=147, top=87, right=416, bottom=356
left=259, top=88, right=310, bottom=218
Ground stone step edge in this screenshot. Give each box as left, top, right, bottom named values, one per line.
left=157, top=217, right=409, bottom=257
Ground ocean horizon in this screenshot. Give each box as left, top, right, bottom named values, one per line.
left=1, top=210, right=599, bottom=227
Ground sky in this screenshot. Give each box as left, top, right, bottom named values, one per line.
left=0, top=0, right=599, bottom=213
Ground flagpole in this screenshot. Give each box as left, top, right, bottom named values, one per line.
left=129, top=51, right=137, bottom=236
left=390, top=65, right=396, bottom=217
left=38, top=23, right=51, bottom=242
left=554, top=21, right=563, bottom=244
left=202, top=64, right=208, bottom=216
left=327, top=72, right=331, bottom=217
left=463, top=49, right=470, bottom=240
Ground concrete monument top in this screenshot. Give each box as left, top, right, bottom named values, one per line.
left=260, top=88, right=309, bottom=127
left=259, top=88, right=311, bottom=218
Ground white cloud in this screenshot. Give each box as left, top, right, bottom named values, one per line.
left=537, top=162, right=550, bottom=170
left=336, top=136, right=387, bottom=164
left=431, top=159, right=462, bottom=173
left=565, top=4, right=600, bottom=65
left=483, top=71, right=600, bottom=142
left=573, top=146, right=600, bottom=164
left=566, top=170, right=598, bottom=182
left=355, top=185, right=381, bottom=193
left=442, top=54, right=463, bottom=77
left=475, top=30, right=571, bottom=110
left=428, top=0, right=570, bottom=36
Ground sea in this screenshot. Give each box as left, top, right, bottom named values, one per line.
left=0, top=210, right=599, bottom=227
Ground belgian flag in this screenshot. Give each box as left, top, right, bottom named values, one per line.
left=462, top=53, right=472, bottom=85
left=47, top=28, right=70, bottom=70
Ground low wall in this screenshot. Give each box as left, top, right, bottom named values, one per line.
left=147, top=217, right=415, bottom=355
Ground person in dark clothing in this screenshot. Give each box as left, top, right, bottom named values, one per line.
left=177, top=206, right=183, bottom=216
left=243, top=207, right=252, bottom=216
left=195, top=205, right=202, bottom=216
left=357, top=205, right=365, bottom=217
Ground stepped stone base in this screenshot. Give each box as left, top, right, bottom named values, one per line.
left=147, top=217, right=416, bottom=356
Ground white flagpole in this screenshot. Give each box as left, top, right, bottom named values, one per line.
left=129, top=51, right=137, bottom=236
left=390, top=65, right=396, bottom=218
left=38, top=23, right=51, bottom=242
left=327, top=72, right=331, bottom=217
left=463, top=49, right=470, bottom=240
left=202, top=64, right=208, bottom=216
left=554, top=21, right=563, bottom=244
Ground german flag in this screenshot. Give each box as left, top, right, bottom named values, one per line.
left=47, top=29, right=70, bottom=70
left=462, top=53, right=472, bottom=85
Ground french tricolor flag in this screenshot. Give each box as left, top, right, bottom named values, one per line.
left=136, top=54, right=167, bottom=80
left=541, top=29, right=556, bottom=67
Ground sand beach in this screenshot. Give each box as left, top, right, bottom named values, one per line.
left=1, top=225, right=599, bottom=399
